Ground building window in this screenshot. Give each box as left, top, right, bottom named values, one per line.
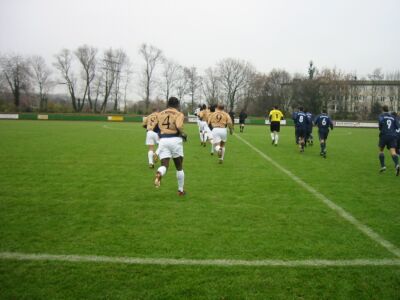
left=381, top=96, right=385, bottom=102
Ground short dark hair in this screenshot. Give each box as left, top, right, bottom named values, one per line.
left=322, top=108, right=327, bottom=113
left=299, top=106, right=304, bottom=111
left=217, top=104, right=224, bottom=110
left=210, top=104, right=216, bottom=112
left=167, top=97, right=180, bottom=109
left=382, top=105, right=389, bottom=112
left=202, top=104, right=207, bottom=110
left=274, top=105, right=278, bottom=109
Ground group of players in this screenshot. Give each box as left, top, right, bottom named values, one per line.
left=142, top=97, right=233, bottom=196
left=142, top=98, right=399, bottom=197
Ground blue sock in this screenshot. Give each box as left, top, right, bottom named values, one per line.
left=379, top=153, right=385, bottom=167
left=392, top=154, right=399, bottom=166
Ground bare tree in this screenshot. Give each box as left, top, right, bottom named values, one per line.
left=175, top=67, right=188, bottom=104
left=0, top=54, right=31, bottom=109
left=184, top=66, right=202, bottom=110
left=111, top=49, right=128, bottom=111
left=99, top=48, right=119, bottom=113
left=138, top=43, right=163, bottom=112
left=30, top=55, right=53, bottom=111
left=202, top=67, right=220, bottom=106
left=160, top=58, right=181, bottom=101
left=217, top=58, right=255, bottom=112
left=54, top=49, right=82, bottom=111
left=122, top=58, right=133, bottom=113
left=75, top=45, right=97, bottom=112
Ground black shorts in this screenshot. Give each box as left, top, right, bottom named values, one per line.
left=270, top=121, right=280, bottom=132
left=318, top=130, right=329, bottom=140
left=239, top=120, right=245, bottom=125
left=296, top=127, right=307, bottom=138
left=378, top=135, right=397, bottom=149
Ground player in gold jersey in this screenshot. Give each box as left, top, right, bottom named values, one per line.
left=142, top=108, right=160, bottom=168
left=198, top=105, right=213, bottom=147
left=268, top=106, right=284, bottom=146
left=148, top=97, right=187, bottom=196
left=208, top=104, right=233, bottom=163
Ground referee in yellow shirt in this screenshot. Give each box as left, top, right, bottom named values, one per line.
left=268, top=106, right=284, bottom=146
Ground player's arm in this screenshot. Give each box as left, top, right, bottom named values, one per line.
left=176, top=113, right=187, bottom=141
left=329, top=118, right=334, bottom=130
left=142, top=116, right=148, bottom=128
left=280, top=111, right=284, bottom=120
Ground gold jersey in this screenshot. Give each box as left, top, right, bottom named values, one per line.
left=142, top=112, right=159, bottom=130
left=269, top=109, right=284, bottom=122
left=208, top=110, right=233, bottom=129
left=198, top=109, right=210, bottom=122
left=150, top=107, right=184, bottom=135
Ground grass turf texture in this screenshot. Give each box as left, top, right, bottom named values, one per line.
left=0, top=120, right=399, bottom=298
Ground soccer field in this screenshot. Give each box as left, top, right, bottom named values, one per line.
left=0, top=120, right=399, bottom=299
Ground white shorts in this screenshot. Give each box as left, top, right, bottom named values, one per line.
left=200, top=121, right=213, bottom=140
left=145, top=130, right=159, bottom=146
left=212, top=128, right=227, bottom=144
left=158, top=137, right=184, bottom=159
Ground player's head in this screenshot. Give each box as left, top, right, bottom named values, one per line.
left=274, top=105, right=278, bottom=109
left=391, top=111, right=397, bottom=117
left=217, top=104, right=224, bottom=111
left=210, top=104, right=216, bottom=112
left=382, top=105, right=389, bottom=112
left=167, top=97, right=180, bottom=109
left=299, top=106, right=304, bottom=112
left=322, top=108, right=327, bottom=114
left=202, top=104, right=207, bottom=110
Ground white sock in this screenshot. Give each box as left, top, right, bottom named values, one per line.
left=148, top=150, right=154, bottom=164
left=221, top=147, right=225, bottom=160
left=199, top=132, right=203, bottom=141
left=211, top=143, right=214, bottom=153
left=157, top=166, right=167, bottom=176
left=215, top=145, right=221, bottom=152
left=176, top=170, right=184, bottom=192
left=275, top=134, right=279, bottom=144
left=270, top=133, right=274, bottom=140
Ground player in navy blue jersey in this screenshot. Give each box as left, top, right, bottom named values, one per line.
left=391, top=112, right=400, bottom=155
left=378, top=105, right=399, bottom=175
left=305, top=110, right=314, bottom=146
left=314, top=109, right=333, bottom=158
left=294, top=107, right=309, bottom=152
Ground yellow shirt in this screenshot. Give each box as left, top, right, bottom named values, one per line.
left=269, top=109, right=284, bottom=122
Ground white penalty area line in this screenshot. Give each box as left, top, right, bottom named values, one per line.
left=1, top=252, right=400, bottom=267
left=234, top=133, right=400, bottom=258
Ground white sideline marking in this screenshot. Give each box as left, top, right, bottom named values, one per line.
left=1, top=252, right=400, bottom=267
left=102, top=125, right=132, bottom=131
left=234, top=133, right=400, bottom=258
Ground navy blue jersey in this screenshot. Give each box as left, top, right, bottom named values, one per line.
left=306, top=112, right=313, bottom=129
left=378, top=113, right=398, bottom=137
left=295, top=111, right=309, bottom=128
left=314, top=114, right=333, bottom=130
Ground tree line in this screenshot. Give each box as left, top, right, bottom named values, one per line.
left=1, top=44, right=399, bottom=118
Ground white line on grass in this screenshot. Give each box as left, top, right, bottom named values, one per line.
left=1, top=252, right=400, bottom=267
left=234, top=133, right=400, bottom=258
left=102, top=125, right=132, bottom=131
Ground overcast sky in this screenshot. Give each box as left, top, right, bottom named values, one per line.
left=1, top=0, right=399, bottom=77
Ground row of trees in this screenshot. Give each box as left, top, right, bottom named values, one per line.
left=1, top=45, right=399, bottom=118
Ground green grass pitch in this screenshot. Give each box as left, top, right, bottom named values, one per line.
left=0, top=120, right=399, bottom=299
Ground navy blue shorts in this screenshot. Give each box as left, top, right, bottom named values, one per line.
left=378, top=135, right=397, bottom=149
left=318, top=130, right=329, bottom=140
left=296, top=127, right=307, bottom=138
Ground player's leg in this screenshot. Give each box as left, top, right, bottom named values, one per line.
left=148, top=144, right=155, bottom=168
left=274, top=124, right=280, bottom=146
left=270, top=124, right=275, bottom=144
left=155, top=157, right=170, bottom=187
left=389, top=142, right=399, bottom=176
left=172, top=156, right=185, bottom=195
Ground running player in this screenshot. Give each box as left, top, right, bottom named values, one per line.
left=294, top=107, right=309, bottom=152
left=208, top=104, right=216, bottom=155
left=314, top=109, right=333, bottom=158
left=150, top=97, right=187, bottom=195
left=142, top=108, right=160, bottom=168
left=198, top=104, right=212, bottom=147
left=208, top=104, right=233, bottom=163
left=305, top=110, right=314, bottom=146
left=378, top=105, right=399, bottom=175
left=392, top=112, right=400, bottom=155
left=239, top=110, right=247, bottom=133
left=292, top=109, right=299, bottom=144
left=269, top=106, right=284, bottom=146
